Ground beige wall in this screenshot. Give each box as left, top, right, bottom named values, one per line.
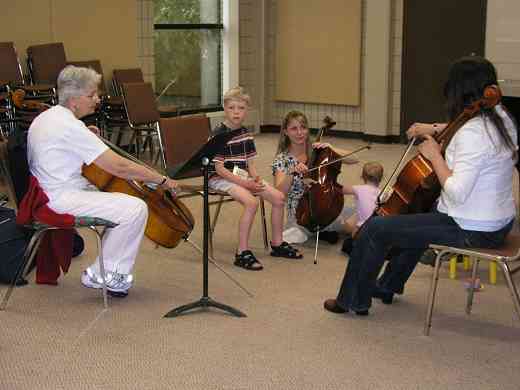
left=486, top=0, right=520, bottom=96
left=239, top=0, right=403, bottom=137
left=275, top=0, right=361, bottom=106
left=1, top=0, right=139, bottom=86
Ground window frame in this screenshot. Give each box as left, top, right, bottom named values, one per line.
left=153, top=4, right=225, bottom=114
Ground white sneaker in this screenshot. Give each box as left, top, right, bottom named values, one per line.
left=81, top=269, right=133, bottom=293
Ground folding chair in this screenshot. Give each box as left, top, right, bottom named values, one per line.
left=0, top=42, right=56, bottom=132
left=159, top=115, right=268, bottom=257
left=0, top=134, right=117, bottom=310
left=112, top=68, right=144, bottom=97
left=0, top=94, right=14, bottom=135
left=26, top=42, right=67, bottom=86
left=120, top=82, right=166, bottom=167
left=424, top=233, right=520, bottom=335
left=112, top=68, right=176, bottom=117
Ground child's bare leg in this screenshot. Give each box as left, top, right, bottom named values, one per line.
left=343, top=215, right=358, bottom=235
left=228, top=185, right=258, bottom=253
left=258, top=185, right=285, bottom=246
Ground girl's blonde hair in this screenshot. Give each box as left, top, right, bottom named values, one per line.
left=276, top=110, right=312, bottom=157
left=361, top=162, right=384, bottom=185
left=223, top=86, right=251, bottom=106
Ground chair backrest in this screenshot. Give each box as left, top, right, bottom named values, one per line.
left=26, top=43, right=67, bottom=85
left=112, top=68, right=144, bottom=96
left=67, top=60, right=107, bottom=95
left=159, top=115, right=211, bottom=179
left=0, top=133, right=29, bottom=207
left=121, top=82, right=160, bottom=126
left=0, top=42, right=24, bottom=85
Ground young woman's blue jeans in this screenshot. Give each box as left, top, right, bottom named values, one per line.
left=336, top=212, right=514, bottom=312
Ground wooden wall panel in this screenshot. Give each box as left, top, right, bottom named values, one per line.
left=275, top=0, right=361, bottom=106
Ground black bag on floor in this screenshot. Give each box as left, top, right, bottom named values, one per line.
left=0, top=206, right=30, bottom=285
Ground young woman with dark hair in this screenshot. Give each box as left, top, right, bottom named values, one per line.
left=324, top=56, right=518, bottom=316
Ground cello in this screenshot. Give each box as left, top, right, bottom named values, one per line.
left=376, top=85, right=502, bottom=216
left=295, top=116, right=343, bottom=232
left=82, top=139, right=195, bottom=249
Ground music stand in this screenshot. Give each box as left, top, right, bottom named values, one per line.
left=163, top=129, right=246, bottom=318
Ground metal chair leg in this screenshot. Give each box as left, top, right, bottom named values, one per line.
left=424, top=251, right=444, bottom=336
left=0, top=228, right=48, bottom=310
left=499, top=261, right=520, bottom=321
left=90, top=226, right=108, bottom=309
left=135, top=130, right=141, bottom=160
left=465, top=258, right=480, bottom=315
left=314, top=230, right=320, bottom=265
left=259, top=198, right=268, bottom=250
left=155, top=122, right=167, bottom=169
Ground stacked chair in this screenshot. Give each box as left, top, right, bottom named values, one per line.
left=0, top=42, right=56, bottom=133
left=26, top=42, right=67, bottom=86
left=112, top=68, right=145, bottom=96
left=113, top=68, right=177, bottom=118
left=120, top=82, right=165, bottom=166
left=97, top=68, right=145, bottom=143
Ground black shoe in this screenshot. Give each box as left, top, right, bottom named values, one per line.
left=324, top=299, right=369, bottom=316
left=372, top=287, right=394, bottom=304
left=419, top=249, right=436, bottom=266
left=270, top=241, right=303, bottom=259
left=234, top=250, right=263, bottom=271
left=107, top=289, right=128, bottom=298
left=15, top=277, right=28, bottom=286
left=319, top=231, right=339, bottom=244
left=323, top=299, right=347, bottom=313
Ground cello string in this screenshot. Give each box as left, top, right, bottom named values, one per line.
left=376, top=138, right=416, bottom=205
left=98, top=134, right=158, bottom=172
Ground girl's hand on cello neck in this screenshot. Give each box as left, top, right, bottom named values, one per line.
left=312, top=142, right=331, bottom=150
left=407, top=122, right=447, bottom=139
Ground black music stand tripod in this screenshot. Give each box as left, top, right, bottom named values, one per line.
left=163, top=130, right=246, bottom=318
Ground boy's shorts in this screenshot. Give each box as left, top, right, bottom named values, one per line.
left=208, top=177, right=236, bottom=192
left=208, top=176, right=270, bottom=193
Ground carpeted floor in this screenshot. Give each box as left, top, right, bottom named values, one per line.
left=1, top=133, right=519, bottom=390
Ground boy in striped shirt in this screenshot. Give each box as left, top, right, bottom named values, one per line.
left=209, top=87, right=303, bottom=270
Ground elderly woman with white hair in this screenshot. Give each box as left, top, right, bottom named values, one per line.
left=27, top=65, right=178, bottom=297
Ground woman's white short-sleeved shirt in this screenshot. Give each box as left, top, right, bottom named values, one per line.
left=27, top=105, right=108, bottom=201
